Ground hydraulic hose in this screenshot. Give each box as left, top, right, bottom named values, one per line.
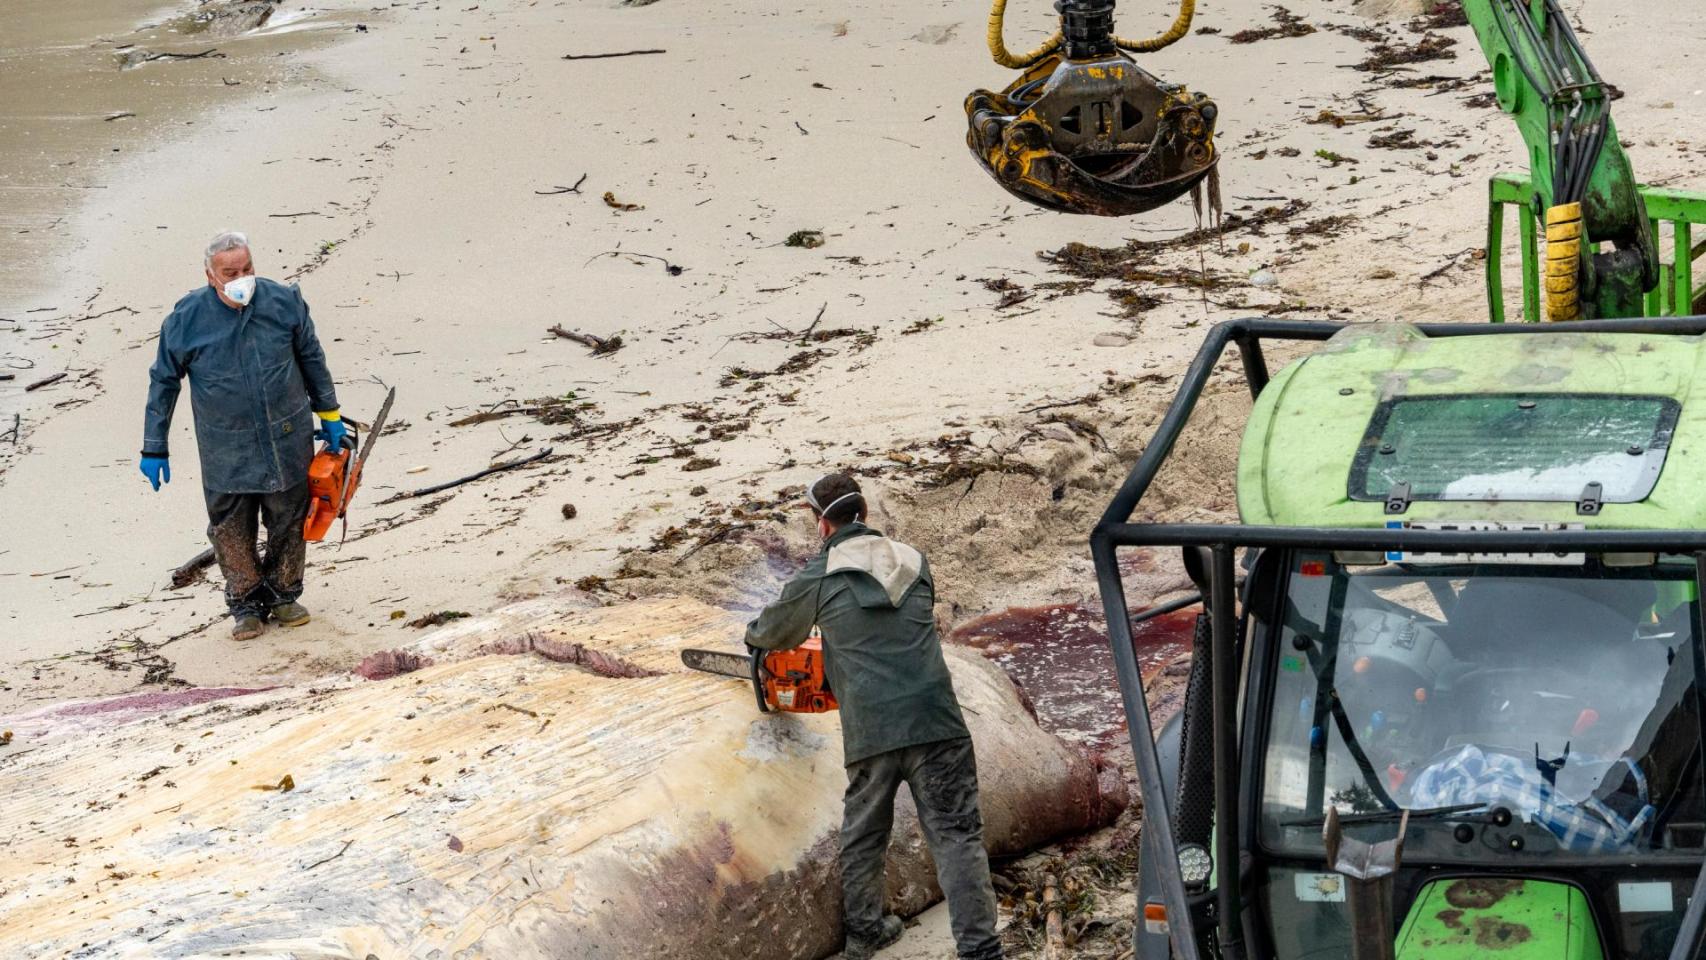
left=987, top=0, right=1063, bottom=69
left=1118, top=0, right=1195, bottom=53
left=987, top=0, right=1196, bottom=69
left=1545, top=202, right=1584, bottom=321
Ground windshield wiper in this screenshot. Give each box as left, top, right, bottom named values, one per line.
left=1285, top=803, right=1488, bottom=828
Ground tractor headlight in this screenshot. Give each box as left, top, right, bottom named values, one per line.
left=1178, top=843, right=1213, bottom=889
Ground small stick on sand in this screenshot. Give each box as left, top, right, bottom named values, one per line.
left=143, top=48, right=226, bottom=63
left=584, top=250, right=684, bottom=276
left=25, top=373, right=66, bottom=392
left=546, top=325, right=624, bottom=355
left=560, top=49, right=666, bottom=61
left=534, top=174, right=588, bottom=195
left=676, top=522, right=756, bottom=565
left=381, top=448, right=554, bottom=503
left=449, top=407, right=542, bottom=427
left=303, top=838, right=354, bottom=871
left=169, top=548, right=216, bottom=589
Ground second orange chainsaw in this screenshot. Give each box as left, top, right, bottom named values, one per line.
left=303, top=387, right=395, bottom=543
left=680, top=627, right=838, bottom=714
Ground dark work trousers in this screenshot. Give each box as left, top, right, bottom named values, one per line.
left=203, top=482, right=311, bottom=620
left=841, top=736, right=1003, bottom=960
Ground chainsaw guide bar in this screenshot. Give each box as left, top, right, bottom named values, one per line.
left=679, top=648, right=753, bottom=680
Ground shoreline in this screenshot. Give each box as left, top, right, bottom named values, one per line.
left=0, top=0, right=372, bottom=475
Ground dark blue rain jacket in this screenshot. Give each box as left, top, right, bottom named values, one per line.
left=142, top=279, right=338, bottom=494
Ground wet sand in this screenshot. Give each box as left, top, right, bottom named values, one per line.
left=0, top=0, right=354, bottom=300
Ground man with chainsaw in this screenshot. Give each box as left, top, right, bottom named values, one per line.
left=140, top=229, right=343, bottom=641
left=745, top=473, right=1004, bottom=960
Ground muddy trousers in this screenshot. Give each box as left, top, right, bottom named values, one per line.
left=203, top=482, right=310, bottom=620
left=841, top=736, right=1003, bottom=960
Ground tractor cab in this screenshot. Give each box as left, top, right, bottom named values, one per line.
left=1093, top=319, right=1706, bottom=960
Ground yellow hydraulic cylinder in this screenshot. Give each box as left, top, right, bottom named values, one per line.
left=1544, top=202, right=1583, bottom=321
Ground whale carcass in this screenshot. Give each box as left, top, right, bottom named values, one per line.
left=0, top=596, right=1126, bottom=958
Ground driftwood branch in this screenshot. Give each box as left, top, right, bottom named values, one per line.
left=144, top=48, right=226, bottom=63
left=546, top=325, right=624, bottom=356
left=560, top=49, right=666, bottom=61
left=1019, top=392, right=1099, bottom=415
left=58, top=305, right=138, bottom=324
left=676, top=522, right=755, bottom=565
left=303, top=838, right=354, bottom=871
left=381, top=448, right=554, bottom=503
left=1042, top=873, right=1065, bottom=960
left=550, top=417, right=640, bottom=445
left=1, top=413, right=18, bottom=444
left=449, top=406, right=542, bottom=427
left=802, top=302, right=827, bottom=338
left=584, top=250, right=685, bottom=276
left=534, top=174, right=588, bottom=195
left=169, top=548, right=216, bottom=589
left=25, top=373, right=66, bottom=392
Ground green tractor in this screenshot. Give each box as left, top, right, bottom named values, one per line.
left=1104, top=318, right=1706, bottom=960
left=1089, top=2, right=1706, bottom=959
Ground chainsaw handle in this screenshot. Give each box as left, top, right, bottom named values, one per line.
left=749, top=644, right=771, bottom=714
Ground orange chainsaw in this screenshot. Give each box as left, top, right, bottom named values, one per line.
left=681, top=627, right=838, bottom=714
left=303, top=387, right=395, bottom=543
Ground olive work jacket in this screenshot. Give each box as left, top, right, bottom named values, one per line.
left=745, top=522, right=971, bottom=765
left=142, top=280, right=339, bottom=494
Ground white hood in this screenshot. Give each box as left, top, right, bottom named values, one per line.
left=825, top=535, right=924, bottom=606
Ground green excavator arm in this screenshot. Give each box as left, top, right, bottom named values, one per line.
left=1462, top=0, right=1658, bottom=319
left=1468, top=0, right=1706, bottom=321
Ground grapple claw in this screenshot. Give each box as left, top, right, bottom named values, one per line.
left=966, top=51, right=1218, bottom=217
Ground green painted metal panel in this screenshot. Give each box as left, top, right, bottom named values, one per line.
left=1485, top=172, right=1706, bottom=322
left=1394, top=878, right=1603, bottom=960
left=1643, top=187, right=1706, bottom=223
left=1519, top=209, right=1540, bottom=323
left=1237, top=325, right=1706, bottom=530
left=1678, top=221, right=1693, bottom=319
left=1489, top=183, right=1509, bottom=324
left=1647, top=217, right=1665, bottom=318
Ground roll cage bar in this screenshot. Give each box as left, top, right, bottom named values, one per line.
left=1090, top=316, right=1706, bottom=960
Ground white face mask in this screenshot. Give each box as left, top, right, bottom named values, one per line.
left=222, top=275, right=256, bottom=306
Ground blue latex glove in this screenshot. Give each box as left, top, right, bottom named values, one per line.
left=140, top=456, right=170, bottom=491
left=315, top=416, right=347, bottom=451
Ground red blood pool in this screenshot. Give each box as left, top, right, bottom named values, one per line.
left=948, top=602, right=1197, bottom=750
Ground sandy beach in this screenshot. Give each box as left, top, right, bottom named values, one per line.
left=4, top=0, right=1706, bottom=953
left=9, top=0, right=1706, bottom=705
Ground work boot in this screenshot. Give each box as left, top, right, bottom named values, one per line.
left=231, top=615, right=266, bottom=641
left=271, top=601, right=311, bottom=627
left=842, top=915, right=904, bottom=960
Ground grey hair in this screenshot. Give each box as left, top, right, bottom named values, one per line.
left=204, top=229, right=250, bottom=267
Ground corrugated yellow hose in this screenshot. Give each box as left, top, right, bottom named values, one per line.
left=1119, top=0, right=1196, bottom=53
left=987, top=0, right=1196, bottom=69
left=1544, top=202, right=1583, bottom=321
left=987, top=0, right=1061, bottom=69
